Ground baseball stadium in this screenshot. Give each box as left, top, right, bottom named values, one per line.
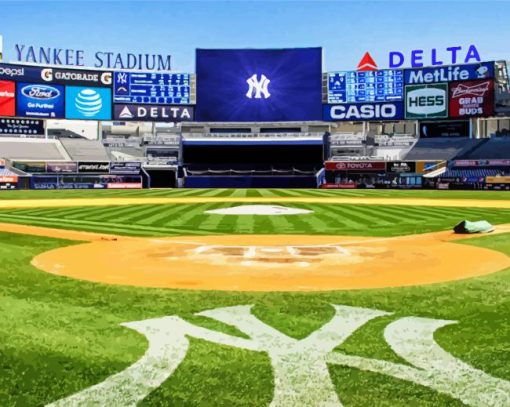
left=1, top=1, right=510, bottom=406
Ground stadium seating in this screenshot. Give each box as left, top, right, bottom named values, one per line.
left=457, top=137, right=510, bottom=159
left=0, top=138, right=71, bottom=161
left=404, top=138, right=486, bottom=160
left=60, top=138, right=110, bottom=161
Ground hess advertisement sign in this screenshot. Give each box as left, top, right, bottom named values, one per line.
left=0, top=80, right=15, bottom=116
left=16, top=82, right=65, bottom=118
left=405, top=84, right=448, bottom=119
left=449, top=79, right=494, bottom=118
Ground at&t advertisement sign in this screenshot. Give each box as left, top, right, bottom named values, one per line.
left=65, top=86, right=112, bottom=120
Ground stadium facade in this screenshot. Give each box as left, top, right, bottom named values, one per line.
left=0, top=47, right=509, bottom=190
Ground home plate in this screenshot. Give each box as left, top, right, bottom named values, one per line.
left=204, top=205, right=313, bottom=215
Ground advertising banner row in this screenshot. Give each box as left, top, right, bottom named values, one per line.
left=325, top=160, right=441, bottom=173
left=12, top=160, right=142, bottom=174
left=0, top=80, right=194, bottom=121
left=323, top=79, right=494, bottom=121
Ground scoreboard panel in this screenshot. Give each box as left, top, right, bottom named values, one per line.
left=327, top=70, right=404, bottom=103
left=113, top=72, right=191, bottom=105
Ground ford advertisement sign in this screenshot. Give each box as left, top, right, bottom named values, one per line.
left=323, top=102, right=404, bottom=121
left=404, top=62, right=494, bottom=85
left=405, top=84, right=448, bottom=119
left=65, top=86, right=112, bottom=120
left=16, top=82, right=65, bottom=118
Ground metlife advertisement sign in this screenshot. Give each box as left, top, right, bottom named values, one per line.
left=65, top=86, right=112, bottom=120
left=323, top=102, right=404, bottom=121
left=405, top=84, right=448, bottom=119
left=195, top=48, right=322, bottom=121
left=404, top=62, right=494, bottom=85
left=16, top=82, right=65, bottom=118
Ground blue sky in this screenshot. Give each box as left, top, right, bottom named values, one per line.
left=0, top=0, right=508, bottom=72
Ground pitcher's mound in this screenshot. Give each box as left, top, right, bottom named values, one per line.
left=205, top=205, right=313, bottom=215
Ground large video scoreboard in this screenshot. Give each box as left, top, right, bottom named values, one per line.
left=327, top=70, right=404, bottom=103
left=113, top=72, right=191, bottom=105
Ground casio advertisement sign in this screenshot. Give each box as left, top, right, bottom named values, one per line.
left=404, top=62, right=494, bottom=84
left=323, top=102, right=404, bottom=121
left=405, top=84, right=448, bottom=119
left=113, top=104, right=194, bottom=122
left=41, top=68, right=112, bottom=87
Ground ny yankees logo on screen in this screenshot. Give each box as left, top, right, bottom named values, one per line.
left=246, top=74, right=271, bottom=99
left=47, top=304, right=510, bottom=407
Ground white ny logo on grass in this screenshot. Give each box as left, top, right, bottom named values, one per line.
left=246, top=74, right=271, bottom=99
left=48, top=305, right=510, bottom=407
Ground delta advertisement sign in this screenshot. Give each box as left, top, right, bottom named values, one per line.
left=449, top=79, right=494, bottom=118
left=361, top=45, right=483, bottom=69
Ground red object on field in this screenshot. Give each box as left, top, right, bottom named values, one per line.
left=107, top=183, right=143, bottom=189
left=357, top=52, right=378, bottom=71
left=320, top=183, right=357, bottom=189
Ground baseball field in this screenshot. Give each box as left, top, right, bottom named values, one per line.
left=0, top=188, right=509, bottom=406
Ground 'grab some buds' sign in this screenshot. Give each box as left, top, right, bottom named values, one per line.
left=449, top=79, right=494, bottom=118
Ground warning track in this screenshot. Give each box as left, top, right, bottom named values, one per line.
left=0, top=196, right=510, bottom=209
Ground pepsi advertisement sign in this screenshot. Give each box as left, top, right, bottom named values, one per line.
left=16, top=82, right=64, bottom=118
left=0, top=63, right=44, bottom=83
left=323, top=102, right=404, bottom=121
left=404, top=62, right=494, bottom=84
left=65, top=86, right=112, bottom=120
left=195, top=48, right=322, bottom=121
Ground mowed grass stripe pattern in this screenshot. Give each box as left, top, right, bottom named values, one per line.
left=1, top=203, right=510, bottom=237
left=2, top=188, right=510, bottom=200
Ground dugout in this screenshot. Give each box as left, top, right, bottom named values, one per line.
left=182, top=139, right=325, bottom=188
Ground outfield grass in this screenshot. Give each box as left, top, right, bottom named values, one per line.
left=0, top=188, right=509, bottom=200
left=0, top=189, right=509, bottom=406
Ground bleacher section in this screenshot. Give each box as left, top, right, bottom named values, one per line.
left=404, top=138, right=485, bottom=160
left=457, top=137, right=510, bottom=159
left=60, top=138, right=110, bottom=161
left=0, top=138, right=70, bottom=161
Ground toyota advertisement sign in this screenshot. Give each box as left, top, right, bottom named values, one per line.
left=449, top=79, right=494, bottom=118
left=16, top=82, right=65, bottom=118
left=405, top=83, right=448, bottom=119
